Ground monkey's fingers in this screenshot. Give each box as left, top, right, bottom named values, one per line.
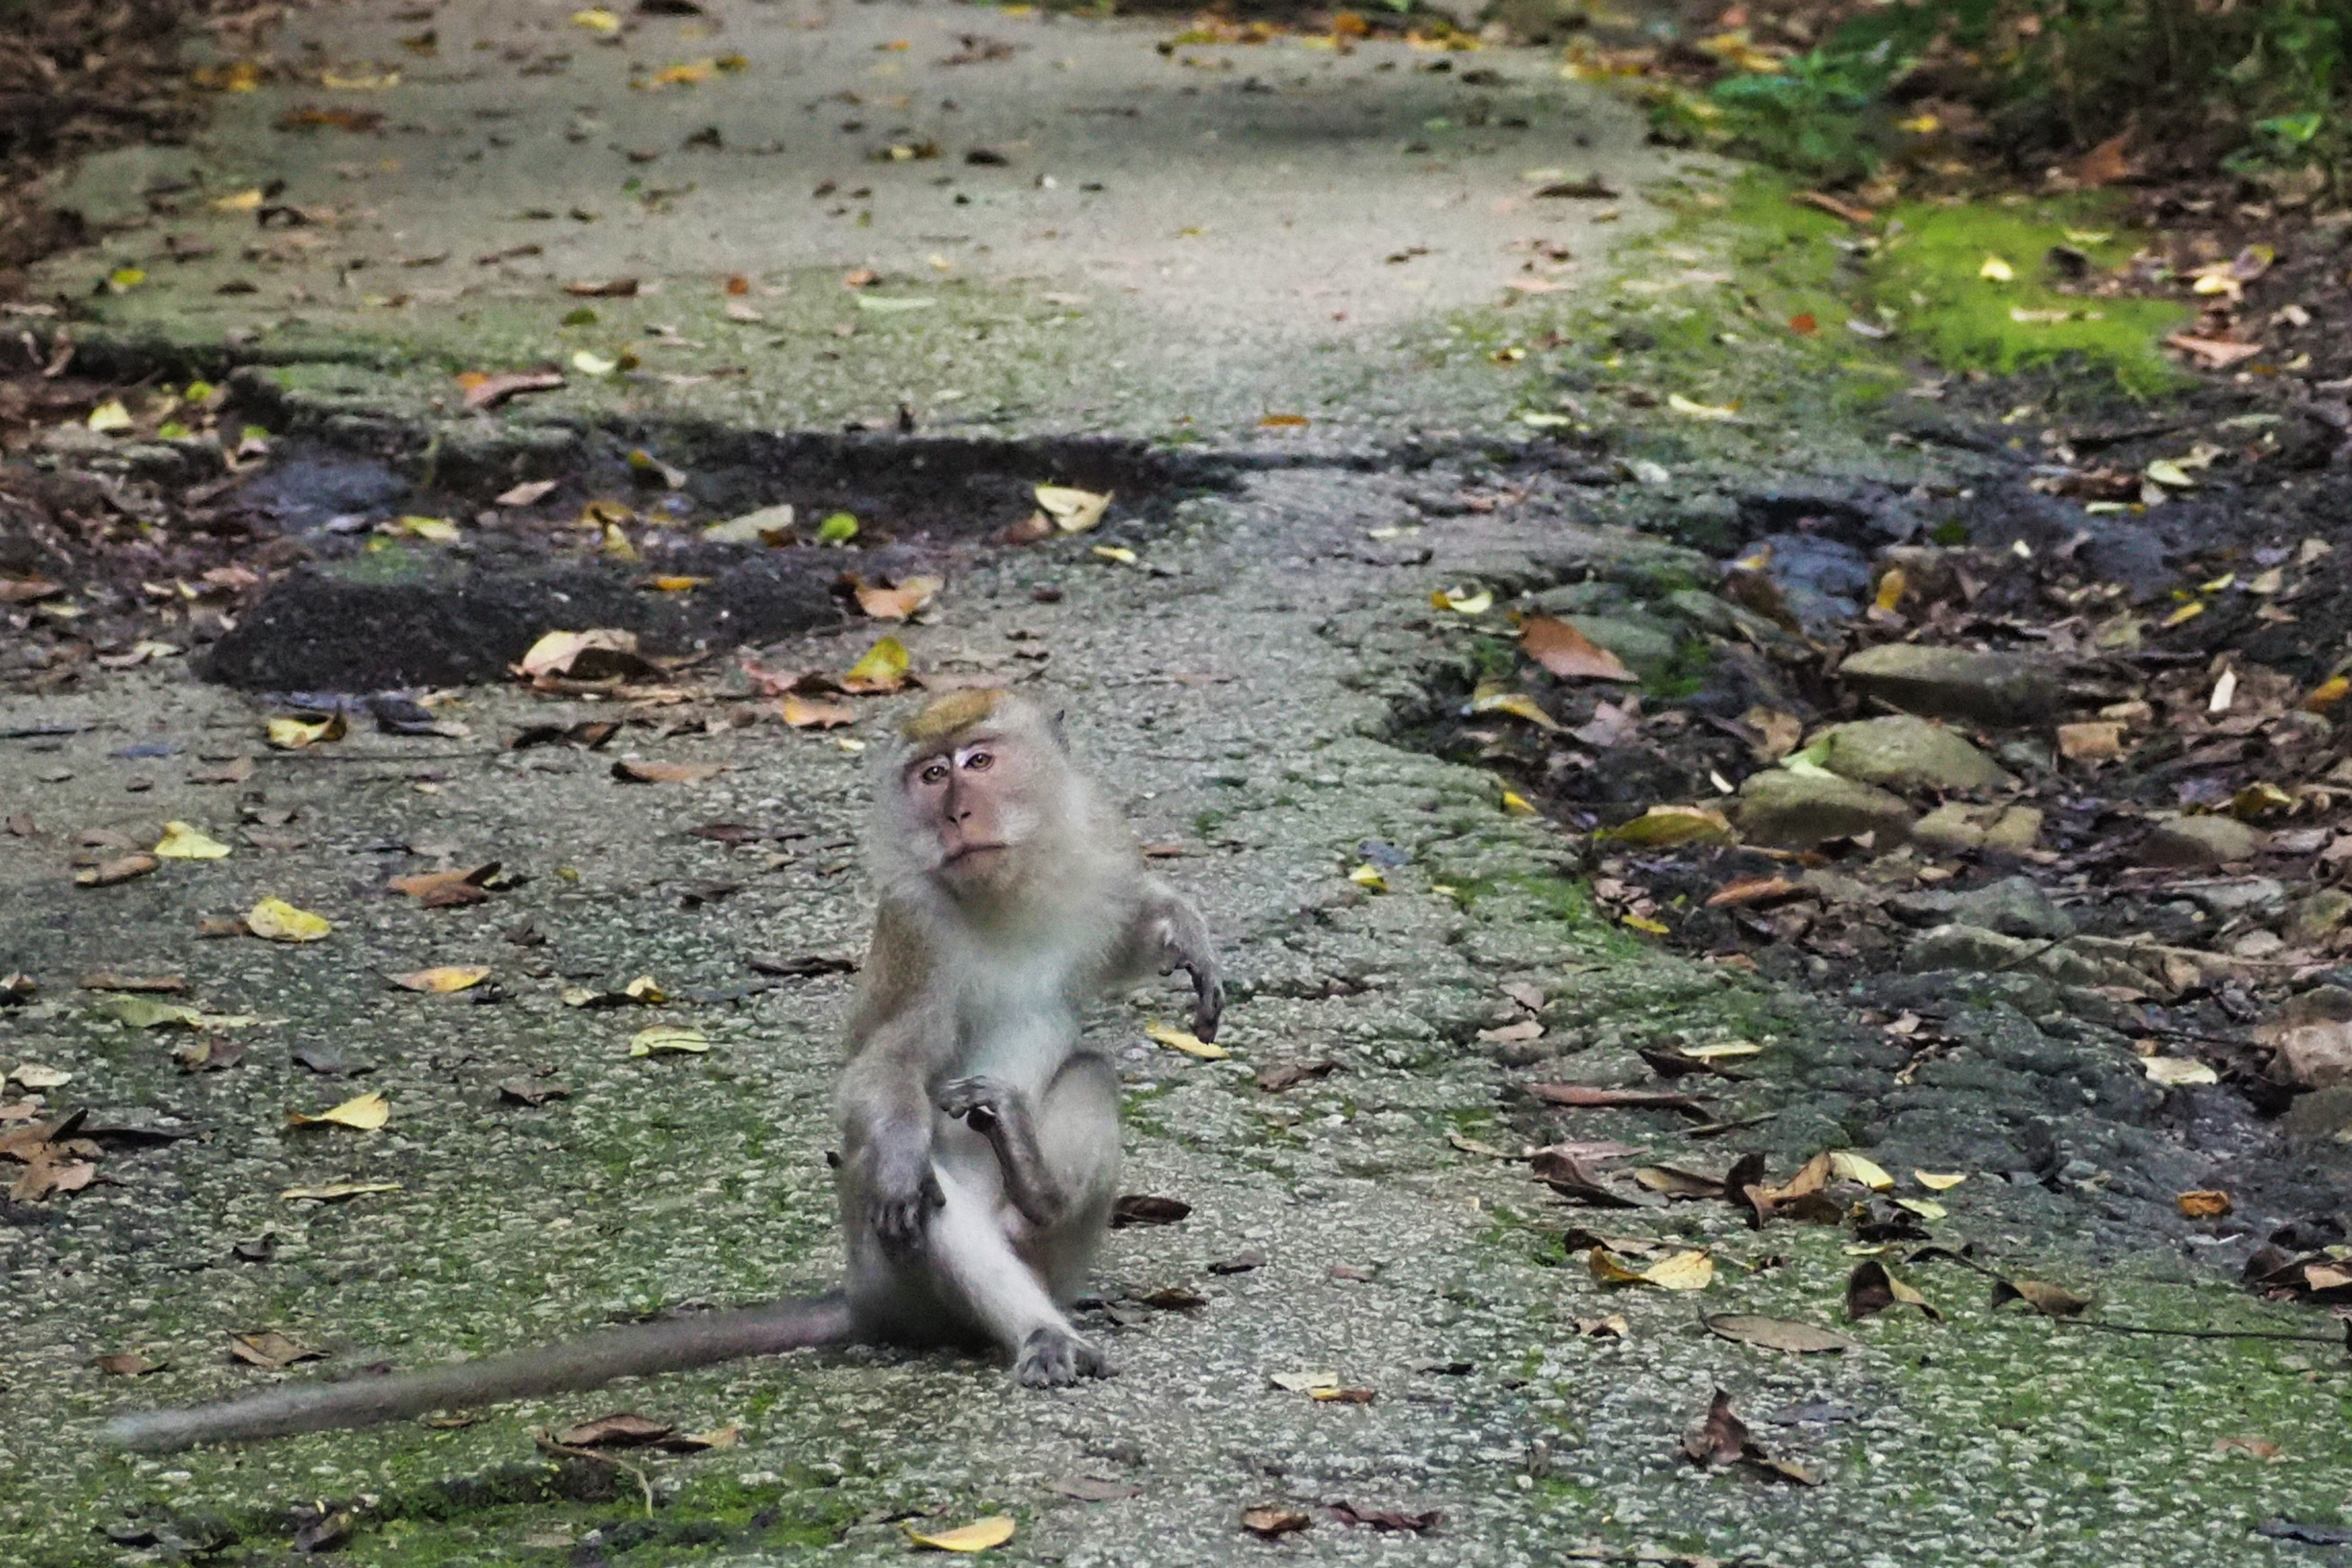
left=1191, top=973, right=1226, bottom=1043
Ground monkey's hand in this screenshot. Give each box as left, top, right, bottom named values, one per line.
left=864, top=1144, right=945, bottom=1251
left=1143, top=891, right=1224, bottom=1043
left=937, top=1076, right=1008, bottom=1138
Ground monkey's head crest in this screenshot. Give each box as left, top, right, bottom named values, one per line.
left=898, top=688, right=1003, bottom=744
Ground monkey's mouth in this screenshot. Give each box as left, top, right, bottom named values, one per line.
left=941, top=842, right=1008, bottom=866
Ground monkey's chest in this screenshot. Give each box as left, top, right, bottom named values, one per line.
left=949, top=964, right=1083, bottom=1087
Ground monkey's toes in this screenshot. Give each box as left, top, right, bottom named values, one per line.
left=1014, top=1326, right=1109, bottom=1388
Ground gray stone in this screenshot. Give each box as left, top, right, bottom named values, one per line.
left=1733, top=768, right=1912, bottom=850
left=1904, top=924, right=2148, bottom=989
left=2136, top=815, right=2266, bottom=869
left=1910, top=801, right=2044, bottom=854
left=2288, top=888, right=2352, bottom=945
left=2180, top=877, right=2289, bottom=921
left=1815, top=715, right=2014, bottom=795
left=1836, top=644, right=2063, bottom=726
left=1526, top=580, right=1628, bottom=617
left=1892, top=876, right=2074, bottom=939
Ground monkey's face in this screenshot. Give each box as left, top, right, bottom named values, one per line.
left=902, top=731, right=1044, bottom=893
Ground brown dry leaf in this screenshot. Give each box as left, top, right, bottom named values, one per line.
left=1682, top=1388, right=1748, bottom=1465
left=228, top=1330, right=324, bottom=1369
left=2070, top=132, right=2134, bottom=186
left=389, top=965, right=492, bottom=993
left=2166, top=333, right=2264, bottom=370
left=287, top=1091, right=389, bottom=1131
left=780, top=695, right=857, bottom=729
left=1527, top=1083, right=1707, bottom=1113
left=1589, top=1246, right=1714, bottom=1290
left=2058, top=721, right=2124, bottom=763
left=1845, top=1259, right=1939, bottom=1320
left=551, top=1412, right=675, bottom=1448
left=94, top=1351, right=165, bottom=1376
left=390, top=865, right=498, bottom=906
left=1241, top=1506, right=1311, bottom=1538
left=499, top=1077, right=571, bottom=1106
left=852, top=574, right=943, bottom=620
left=1578, top=1314, right=1630, bottom=1338
left=1254, top=1059, right=1339, bottom=1092
left=517, top=628, right=657, bottom=683
left=1793, top=189, right=1874, bottom=224
left=2176, top=1189, right=2233, bottom=1218
left=75, top=854, right=158, bottom=888
left=1109, top=1193, right=1190, bottom=1227
left=1741, top=704, right=1804, bottom=762
left=1707, top=876, right=1799, bottom=909
left=460, top=367, right=566, bottom=410
left=1993, top=1277, right=2091, bottom=1317
left=562, top=277, right=640, bottom=298
left=1522, top=616, right=1634, bottom=682
left=1703, top=1313, right=1853, bottom=1354
left=612, top=760, right=726, bottom=784
left=174, top=1038, right=247, bottom=1073
left=1048, top=1477, right=1140, bottom=1502
left=1327, top=1502, right=1441, bottom=1532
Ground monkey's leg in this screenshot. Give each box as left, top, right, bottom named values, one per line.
left=920, top=1165, right=1110, bottom=1388
left=937, top=1075, right=1070, bottom=1230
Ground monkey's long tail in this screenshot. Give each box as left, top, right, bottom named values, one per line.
left=103, top=1292, right=856, bottom=1453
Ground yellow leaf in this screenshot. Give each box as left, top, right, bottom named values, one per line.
left=840, top=636, right=910, bottom=693
left=905, top=1516, right=1016, bottom=1553
left=1433, top=586, right=1492, bottom=614
left=2305, top=676, right=2349, bottom=714
left=2142, top=1056, right=2217, bottom=1086
left=289, top=1091, right=389, bottom=1131
left=624, top=975, right=667, bottom=1003
left=153, top=821, right=231, bottom=860
left=1915, top=1170, right=1967, bottom=1191
left=1090, top=545, right=1137, bottom=566
left=1680, top=1041, right=1761, bottom=1060
left=1621, top=914, right=1670, bottom=935
left=571, top=6, right=621, bottom=31
left=280, top=1180, right=401, bottom=1202
left=1894, top=1196, right=1947, bottom=1220
left=1873, top=568, right=1907, bottom=613
left=1348, top=863, right=1388, bottom=893
left=780, top=694, right=856, bottom=729
left=2160, top=601, right=2204, bottom=629
left=1666, top=393, right=1740, bottom=421
left=650, top=575, right=707, bottom=592
left=1978, top=255, right=2014, bottom=282
left=1590, top=1247, right=1713, bottom=1290
left=397, top=514, right=460, bottom=543
left=1033, top=485, right=1111, bottom=533
left=573, top=350, right=618, bottom=375
left=630, top=1025, right=710, bottom=1056
left=247, top=897, right=332, bottom=942
left=2144, top=459, right=2195, bottom=488
left=1145, top=1020, right=1228, bottom=1060
left=1828, top=1151, right=1895, bottom=1191
left=266, top=713, right=347, bottom=750
left=1500, top=790, right=1536, bottom=816
left=86, top=399, right=135, bottom=433
left=1470, top=686, right=1560, bottom=731
left=211, top=187, right=265, bottom=212
left=1599, top=804, right=1735, bottom=847
left=389, top=965, right=491, bottom=993
left=107, top=267, right=146, bottom=293
left=1269, top=1369, right=1339, bottom=1391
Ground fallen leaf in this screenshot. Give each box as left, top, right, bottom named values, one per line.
left=1993, top=1278, right=2091, bottom=1317
left=280, top=1180, right=402, bottom=1202
left=552, top=1412, right=674, bottom=1448
left=630, top=1024, right=710, bottom=1056
left=1915, top=1170, right=1966, bottom=1191
left=518, top=628, right=657, bottom=683
left=153, top=821, right=232, bottom=860
left=390, top=865, right=498, bottom=906
left=1258, top=413, right=1310, bottom=428
left=2166, top=333, right=2264, bottom=369
left=1589, top=1246, right=1713, bottom=1290
left=1109, top=1193, right=1189, bottom=1226
left=1978, top=255, right=2015, bottom=282
left=1528, top=1083, right=1707, bottom=1112
left=2057, top=721, right=2124, bottom=763
left=2177, top=1189, right=2232, bottom=1218
left=94, top=1352, right=164, bottom=1376
left=780, top=695, right=857, bottom=729
left=1667, top=393, right=1741, bottom=421
left=1578, top=1313, right=1630, bottom=1338
left=1048, top=1477, right=1139, bottom=1502
left=1470, top=686, right=1560, bottom=730
left=287, top=1091, right=389, bottom=1131
left=246, top=898, right=331, bottom=942
left=1255, top=1060, right=1338, bottom=1091
left=1327, top=1502, right=1441, bottom=1532
left=1522, top=615, right=1634, bottom=681
left=1241, top=1506, right=1311, bottom=1537
left=389, top=965, right=491, bottom=993
left=904, top=1516, right=1015, bottom=1552
left=1704, top=1313, right=1854, bottom=1354
left=1827, top=1151, right=1895, bottom=1192
left=2142, top=1056, right=2218, bottom=1086
left=228, top=1331, right=323, bottom=1369
left=266, top=713, right=346, bottom=750
left=1432, top=586, right=1492, bottom=615
left=499, top=1077, right=571, bottom=1106
left=852, top=575, right=944, bottom=620
left=79, top=972, right=187, bottom=993
left=1682, top=1388, right=1748, bottom=1465
left=840, top=636, right=912, bottom=694
left=86, top=399, right=133, bottom=433
left=612, top=760, right=725, bottom=784
left=1845, top=1259, right=1938, bottom=1320
left=9, top=1063, right=71, bottom=1088
left=1598, top=805, right=1735, bottom=847
left=461, top=368, right=566, bottom=409
left=1145, top=1020, right=1228, bottom=1060
left=1034, top=485, right=1111, bottom=533
left=497, top=479, right=561, bottom=507
left=1091, top=545, right=1138, bottom=566
left=1707, top=876, right=1799, bottom=908
left=75, top=854, right=158, bottom=888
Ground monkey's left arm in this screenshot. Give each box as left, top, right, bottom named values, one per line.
left=1123, top=879, right=1223, bottom=1041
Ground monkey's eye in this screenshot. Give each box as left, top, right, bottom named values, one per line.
left=961, top=749, right=993, bottom=772
left=918, top=762, right=949, bottom=786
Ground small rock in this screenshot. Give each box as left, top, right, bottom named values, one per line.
left=2137, top=815, right=2266, bottom=869
left=1892, top=875, right=2073, bottom=939
left=2182, top=878, right=2289, bottom=921
left=2260, top=987, right=2352, bottom=1089
left=2288, top=889, right=2352, bottom=945
left=1904, top=923, right=2144, bottom=988
left=1910, top=802, right=2043, bottom=853
left=1815, top=715, right=2013, bottom=795
left=1733, top=769, right=1912, bottom=850
left=1836, top=644, right=2062, bottom=726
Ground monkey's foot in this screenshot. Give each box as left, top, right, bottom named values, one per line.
left=1013, top=1326, right=1110, bottom=1388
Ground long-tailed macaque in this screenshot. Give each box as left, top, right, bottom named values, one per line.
left=104, top=690, right=1220, bottom=1451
